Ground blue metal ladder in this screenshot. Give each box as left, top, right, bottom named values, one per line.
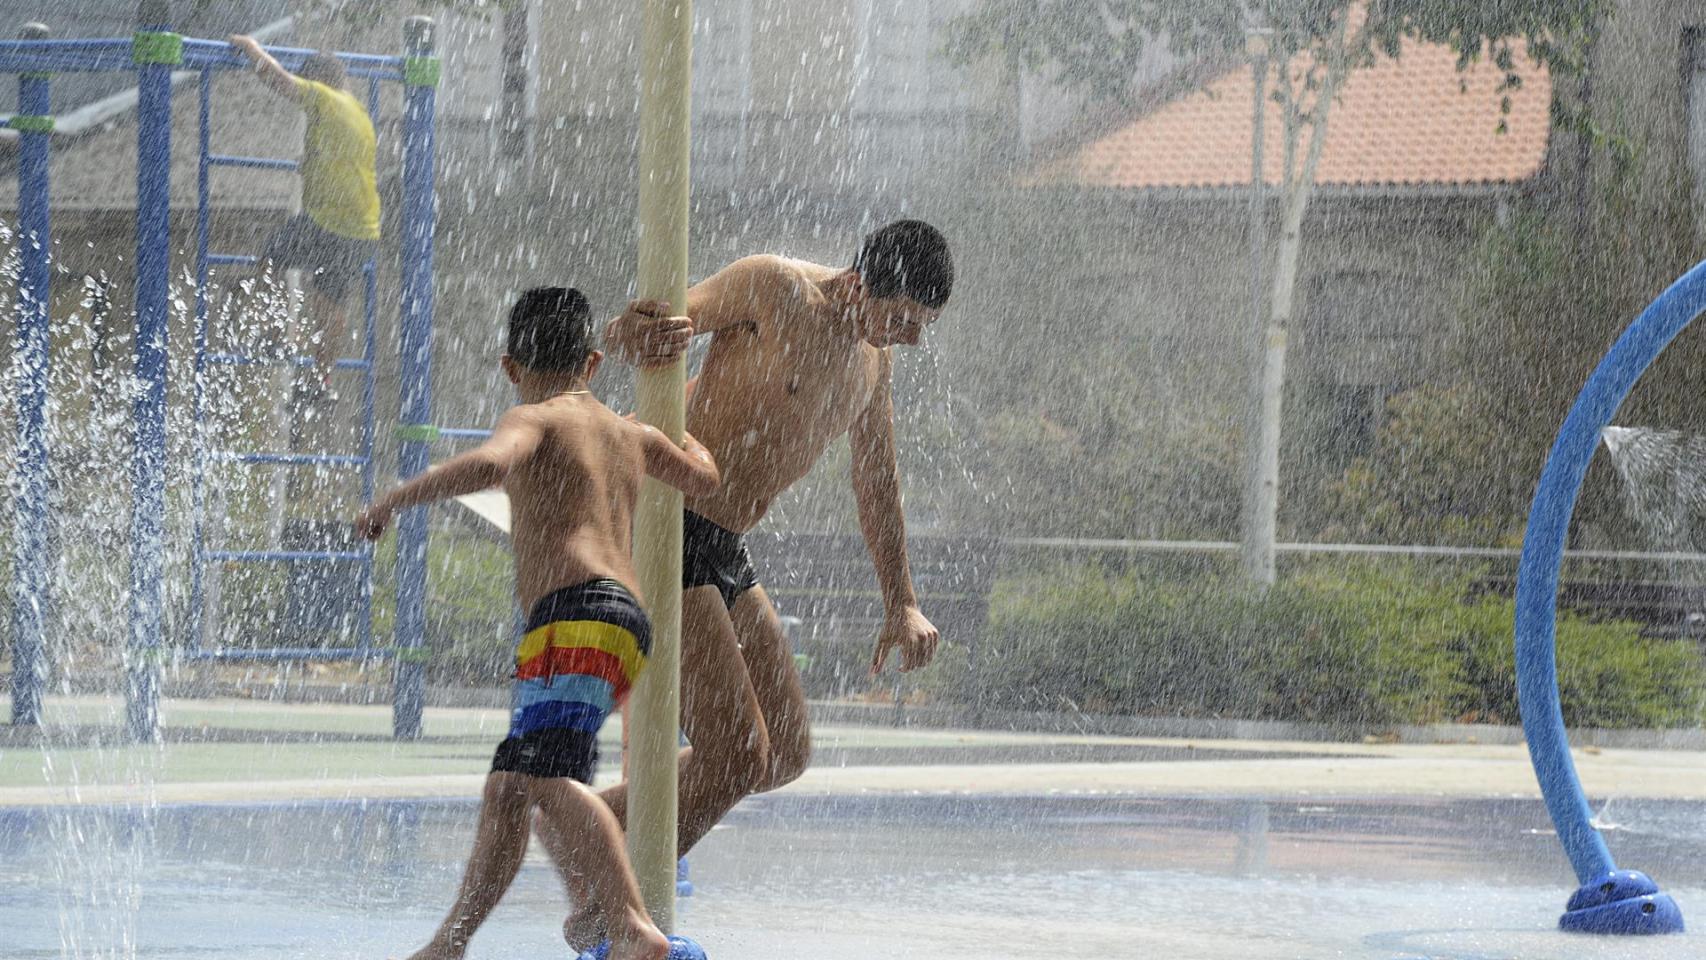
left=183, top=68, right=385, bottom=662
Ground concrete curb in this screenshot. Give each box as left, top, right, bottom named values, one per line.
left=812, top=701, right=1706, bottom=751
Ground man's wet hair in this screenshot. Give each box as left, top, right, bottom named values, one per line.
left=300, top=51, right=347, bottom=89
left=507, top=287, right=594, bottom=374
left=854, top=219, right=954, bottom=310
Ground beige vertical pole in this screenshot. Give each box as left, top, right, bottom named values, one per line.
left=629, top=0, right=691, bottom=934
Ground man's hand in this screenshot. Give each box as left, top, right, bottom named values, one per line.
left=354, top=502, right=392, bottom=541
left=870, top=605, right=940, bottom=675
left=608, top=299, right=693, bottom=369
left=228, top=34, right=262, bottom=58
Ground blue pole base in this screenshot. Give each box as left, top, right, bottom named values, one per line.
left=1559, top=871, right=1685, bottom=935
left=577, top=935, right=706, bottom=960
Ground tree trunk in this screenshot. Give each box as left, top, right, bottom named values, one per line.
left=1242, top=23, right=1350, bottom=589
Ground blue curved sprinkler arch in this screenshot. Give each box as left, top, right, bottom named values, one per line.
left=1513, top=261, right=1706, bottom=935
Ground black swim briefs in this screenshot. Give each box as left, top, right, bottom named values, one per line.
left=683, top=510, right=759, bottom=610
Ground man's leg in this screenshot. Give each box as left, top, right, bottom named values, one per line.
left=531, top=778, right=669, bottom=960
left=730, top=585, right=812, bottom=790
left=404, top=772, right=533, bottom=960
left=576, top=586, right=770, bottom=849
left=603, top=585, right=770, bottom=847
left=538, top=586, right=769, bottom=945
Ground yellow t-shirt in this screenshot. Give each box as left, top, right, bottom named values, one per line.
left=295, top=77, right=381, bottom=241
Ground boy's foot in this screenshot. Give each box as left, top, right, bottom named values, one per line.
left=563, top=901, right=608, bottom=954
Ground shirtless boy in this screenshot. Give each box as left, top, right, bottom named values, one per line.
left=355, top=288, right=719, bottom=960
left=545, top=220, right=954, bottom=948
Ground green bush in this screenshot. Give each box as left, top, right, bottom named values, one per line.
left=953, top=561, right=1706, bottom=729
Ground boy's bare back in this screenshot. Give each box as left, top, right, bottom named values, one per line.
left=504, top=394, right=648, bottom=612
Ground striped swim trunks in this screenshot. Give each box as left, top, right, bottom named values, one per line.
left=490, top=578, right=652, bottom=782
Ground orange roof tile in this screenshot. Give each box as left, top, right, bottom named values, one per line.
left=1031, top=36, right=1551, bottom=191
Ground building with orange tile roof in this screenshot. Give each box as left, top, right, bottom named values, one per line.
left=978, top=33, right=1565, bottom=485
left=1028, top=36, right=1551, bottom=194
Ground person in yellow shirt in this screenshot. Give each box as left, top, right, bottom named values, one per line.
left=231, top=35, right=381, bottom=393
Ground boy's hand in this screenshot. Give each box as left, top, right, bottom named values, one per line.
left=354, top=503, right=392, bottom=541
left=610, top=299, right=692, bottom=368
left=869, top=605, right=940, bottom=675
left=229, top=34, right=261, bottom=55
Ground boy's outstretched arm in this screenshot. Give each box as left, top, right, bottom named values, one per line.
left=229, top=34, right=301, bottom=100
left=635, top=423, right=720, bottom=498
left=355, top=411, right=543, bottom=540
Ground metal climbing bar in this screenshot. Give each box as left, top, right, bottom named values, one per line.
left=185, top=31, right=386, bottom=665
left=178, top=648, right=395, bottom=662
left=208, top=550, right=366, bottom=563
left=438, top=428, right=493, bottom=441
left=0, top=39, right=134, bottom=74
left=0, top=38, right=404, bottom=79
left=393, top=16, right=439, bottom=740
left=205, top=352, right=372, bottom=370
left=1, top=13, right=436, bottom=740
left=188, top=64, right=213, bottom=682
left=128, top=3, right=175, bottom=742
left=178, top=37, right=404, bottom=80
left=9, top=22, right=53, bottom=728
left=212, top=452, right=369, bottom=467
left=207, top=153, right=298, bottom=171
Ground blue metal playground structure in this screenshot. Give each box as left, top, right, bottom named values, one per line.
left=4, top=11, right=448, bottom=741
left=1514, top=261, right=1706, bottom=936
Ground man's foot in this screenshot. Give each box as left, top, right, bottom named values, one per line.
left=606, top=906, right=670, bottom=960
left=563, top=901, right=608, bottom=954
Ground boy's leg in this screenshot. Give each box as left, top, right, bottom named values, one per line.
left=405, top=772, right=534, bottom=960
left=532, top=778, right=669, bottom=959
left=729, top=585, right=812, bottom=790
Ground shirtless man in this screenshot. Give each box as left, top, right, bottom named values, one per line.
left=356, top=287, right=719, bottom=960
left=543, top=219, right=954, bottom=949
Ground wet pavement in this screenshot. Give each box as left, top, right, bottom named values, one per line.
left=2, top=792, right=1702, bottom=959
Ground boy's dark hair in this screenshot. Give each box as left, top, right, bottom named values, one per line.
left=300, top=51, right=347, bottom=89
left=507, top=287, right=595, bottom=374
left=853, top=219, right=954, bottom=310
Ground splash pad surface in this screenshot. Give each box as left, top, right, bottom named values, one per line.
left=3, top=784, right=1701, bottom=959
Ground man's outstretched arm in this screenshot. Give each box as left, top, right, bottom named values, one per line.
left=850, top=351, right=940, bottom=674
left=230, top=34, right=302, bottom=100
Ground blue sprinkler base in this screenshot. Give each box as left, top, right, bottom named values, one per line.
left=577, top=935, right=706, bottom=960
left=1559, top=871, right=1684, bottom=935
